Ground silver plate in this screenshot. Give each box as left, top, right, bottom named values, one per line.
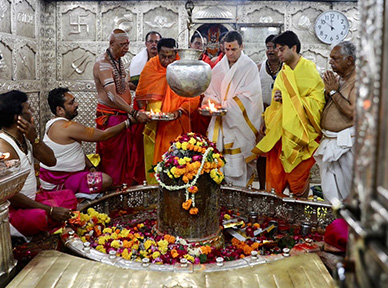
left=198, top=108, right=228, bottom=116
left=145, top=112, right=176, bottom=121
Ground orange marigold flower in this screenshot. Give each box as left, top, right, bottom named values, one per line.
left=188, top=186, right=198, bottom=194
left=182, top=199, right=192, bottom=210
left=164, top=235, right=176, bottom=244
left=251, top=242, right=259, bottom=250
left=189, top=207, right=199, bottom=215
left=243, top=245, right=253, bottom=255
left=231, top=238, right=241, bottom=246
left=171, top=249, right=179, bottom=258
left=182, top=175, right=189, bottom=183
left=200, top=245, right=212, bottom=255
left=253, top=223, right=261, bottom=229
left=123, top=240, right=133, bottom=248
left=240, top=254, right=245, bottom=259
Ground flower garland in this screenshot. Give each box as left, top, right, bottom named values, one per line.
left=153, top=132, right=225, bottom=215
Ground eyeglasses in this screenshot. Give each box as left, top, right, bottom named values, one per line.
left=147, top=40, right=159, bottom=44
left=266, top=45, right=277, bottom=51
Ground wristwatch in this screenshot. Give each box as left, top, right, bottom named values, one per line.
left=329, top=90, right=337, bottom=97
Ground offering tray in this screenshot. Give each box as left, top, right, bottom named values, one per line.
left=198, top=107, right=228, bottom=116
left=145, top=111, right=176, bottom=121
left=0, top=159, right=20, bottom=177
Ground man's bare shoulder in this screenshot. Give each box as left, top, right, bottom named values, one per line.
left=0, top=138, right=19, bottom=161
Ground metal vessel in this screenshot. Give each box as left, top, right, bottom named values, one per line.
left=166, top=48, right=212, bottom=98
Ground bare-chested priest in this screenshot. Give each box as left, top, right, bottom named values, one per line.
left=93, top=28, right=151, bottom=186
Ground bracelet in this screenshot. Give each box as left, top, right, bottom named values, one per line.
left=49, top=206, right=53, bottom=216
left=177, top=109, right=183, bottom=117
left=124, top=119, right=130, bottom=128
left=130, top=109, right=139, bottom=119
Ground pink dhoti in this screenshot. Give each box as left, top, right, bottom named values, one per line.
left=96, top=103, right=145, bottom=186
left=9, top=189, right=77, bottom=237
left=39, top=168, right=103, bottom=194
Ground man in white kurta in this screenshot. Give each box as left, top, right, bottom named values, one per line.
left=203, top=31, right=263, bottom=187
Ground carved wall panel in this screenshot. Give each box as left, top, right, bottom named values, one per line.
left=15, top=0, right=36, bottom=38
left=0, top=0, right=11, bottom=34
left=0, top=42, right=12, bottom=80
left=15, top=44, right=36, bottom=80
left=143, top=7, right=178, bottom=39
left=241, top=6, right=284, bottom=24
left=61, top=47, right=94, bottom=80
left=60, top=6, right=96, bottom=41
left=101, top=6, right=137, bottom=42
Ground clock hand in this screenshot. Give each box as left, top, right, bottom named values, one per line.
left=330, top=17, right=334, bottom=31
left=325, top=21, right=335, bottom=31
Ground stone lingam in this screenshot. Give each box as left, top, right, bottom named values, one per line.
left=154, top=132, right=225, bottom=248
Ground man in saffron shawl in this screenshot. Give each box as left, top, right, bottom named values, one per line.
left=93, top=29, right=150, bottom=186
left=203, top=31, right=263, bottom=187
left=252, top=31, right=325, bottom=197
left=136, top=38, right=200, bottom=184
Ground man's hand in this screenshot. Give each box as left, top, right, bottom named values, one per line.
left=259, top=120, right=266, bottom=136
left=50, top=206, right=73, bottom=223
left=135, top=111, right=151, bottom=123
left=274, top=90, right=282, bottom=103
left=17, top=116, right=37, bottom=143
left=323, top=70, right=340, bottom=92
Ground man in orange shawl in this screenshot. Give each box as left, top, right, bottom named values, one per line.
left=136, top=38, right=200, bottom=183
left=252, top=31, right=325, bottom=197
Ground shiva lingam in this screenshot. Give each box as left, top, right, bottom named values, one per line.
left=0, top=152, right=29, bottom=288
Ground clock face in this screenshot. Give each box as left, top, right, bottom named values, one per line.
left=314, top=10, right=350, bottom=44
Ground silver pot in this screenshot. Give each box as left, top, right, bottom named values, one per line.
left=166, top=48, right=212, bottom=98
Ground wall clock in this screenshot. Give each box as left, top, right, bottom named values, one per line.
left=314, top=10, right=350, bottom=44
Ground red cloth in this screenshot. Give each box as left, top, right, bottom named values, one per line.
left=96, top=103, right=145, bottom=186
left=324, top=219, right=348, bottom=252
left=202, top=54, right=216, bottom=69
left=9, top=189, right=77, bottom=237
left=266, top=141, right=315, bottom=196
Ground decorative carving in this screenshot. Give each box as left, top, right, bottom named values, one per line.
left=16, top=45, right=36, bottom=80
left=15, top=0, right=35, bottom=38
left=144, top=7, right=178, bottom=39
left=101, top=7, right=137, bottom=41
left=62, top=48, right=94, bottom=80
left=0, top=42, right=11, bottom=80
left=0, top=0, right=11, bottom=33
left=61, top=7, right=96, bottom=41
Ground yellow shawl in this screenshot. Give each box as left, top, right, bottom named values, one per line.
left=252, top=56, right=325, bottom=173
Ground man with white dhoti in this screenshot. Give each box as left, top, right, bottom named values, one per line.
left=314, top=41, right=356, bottom=203
left=203, top=31, right=263, bottom=187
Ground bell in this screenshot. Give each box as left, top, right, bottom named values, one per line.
left=166, top=48, right=212, bottom=98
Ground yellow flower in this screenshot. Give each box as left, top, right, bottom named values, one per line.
left=181, top=142, right=188, bottom=150
left=189, top=137, right=196, bottom=144
left=224, top=214, right=231, bottom=220
left=121, top=249, right=132, bottom=260
left=132, top=244, right=139, bottom=250
left=111, top=240, right=121, bottom=249
left=178, top=158, right=186, bottom=165
left=197, top=141, right=203, bottom=147
left=157, top=239, right=169, bottom=249
left=98, top=236, right=106, bottom=245
left=87, top=208, right=96, bottom=215
left=184, top=254, right=195, bottom=263
left=175, top=142, right=182, bottom=149
left=167, top=172, right=173, bottom=179
left=103, top=227, right=112, bottom=234
left=111, top=233, right=118, bottom=240
left=144, top=240, right=156, bottom=250
left=96, top=245, right=106, bottom=254
left=152, top=251, right=161, bottom=259
left=183, top=157, right=191, bottom=162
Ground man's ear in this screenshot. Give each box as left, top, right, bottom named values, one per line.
left=56, top=106, right=63, bottom=116
left=240, top=44, right=244, bottom=50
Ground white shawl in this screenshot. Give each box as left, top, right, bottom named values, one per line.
left=129, top=48, right=148, bottom=78
left=203, top=52, right=263, bottom=186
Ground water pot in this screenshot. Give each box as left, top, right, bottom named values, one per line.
left=166, top=48, right=212, bottom=97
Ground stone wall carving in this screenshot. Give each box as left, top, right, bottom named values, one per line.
left=0, top=0, right=358, bottom=155
left=0, top=0, right=11, bottom=34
